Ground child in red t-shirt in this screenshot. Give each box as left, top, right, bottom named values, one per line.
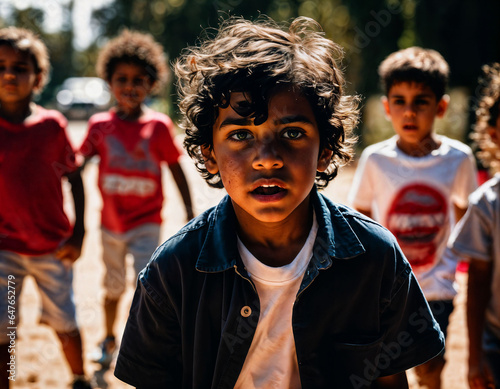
left=79, top=30, right=194, bottom=367
left=0, top=28, right=92, bottom=388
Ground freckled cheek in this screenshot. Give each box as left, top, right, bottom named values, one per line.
left=218, top=157, right=246, bottom=185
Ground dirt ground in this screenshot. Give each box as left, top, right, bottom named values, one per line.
left=10, top=121, right=469, bottom=388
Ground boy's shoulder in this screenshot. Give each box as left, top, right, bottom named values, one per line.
left=359, top=136, right=398, bottom=160
left=469, top=174, right=500, bottom=205
left=88, top=110, right=114, bottom=126
left=32, top=105, right=67, bottom=129
left=438, top=135, right=474, bottom=157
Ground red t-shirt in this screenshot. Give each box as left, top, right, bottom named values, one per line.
left=80, top=110, right=181, bottom=233
left=0, top=106, right=77, bottom=255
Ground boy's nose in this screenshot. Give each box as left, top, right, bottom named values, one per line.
left=404, top=105, right=417, bottom=117
left=2, top=69, right=16, bottom=79
left=252, top=139, right=283, bottom=170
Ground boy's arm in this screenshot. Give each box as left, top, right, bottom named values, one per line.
left=373, top=372, right=408, bottom=388
left=55, top=169, right=85, bottom=262
left=168, top=162, right=194, bottom=221
left=467, top=258, right=495, bottom=388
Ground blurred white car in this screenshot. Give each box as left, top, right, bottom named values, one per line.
left=56, top=77, right=111, bottom=120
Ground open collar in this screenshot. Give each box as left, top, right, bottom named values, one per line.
left=195, top=187, right=365, bottom=273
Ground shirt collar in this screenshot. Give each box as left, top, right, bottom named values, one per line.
left=195, top=187, right=365, bottom=273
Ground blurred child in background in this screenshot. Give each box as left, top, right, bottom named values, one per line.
left=449, top=63, right=500, bottom=389
left=0, top=27, right=92, bottom=389
left=348, top=47, right=478, bottom=388
left=79, top=30, right=193, bottom=368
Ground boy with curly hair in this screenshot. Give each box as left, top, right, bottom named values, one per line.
left=114, top=17, right=444, bottom=388
left=0, top=27, right=92, bottom=388
left=79, top=30, right=193, bottom=367
left=348, top=47, right=478, bottom=388
left=449, top=63, right=500, bottom=388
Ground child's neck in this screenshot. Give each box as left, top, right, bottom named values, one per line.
left=397, top=133, right=441, bottom=157
left=0, top=100, right=35, bottom=124
left=234, top=199, right=314, bottom=267
left=114, top=105, right=146, bottom=121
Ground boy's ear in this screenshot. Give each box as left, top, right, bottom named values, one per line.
left=32, top=73, right=42, bottom=92
left=317, top=148, right=333, bottom=172
left=436, top=94, right=450, bottom=118
left=201, top=145, right=219, bottom=174
left=381, top=96, right=391, bottom=118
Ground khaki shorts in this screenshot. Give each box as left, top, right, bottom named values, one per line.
left=0, top=250, right=78, bottom=343
left=101, top=223, right=160, bottom=300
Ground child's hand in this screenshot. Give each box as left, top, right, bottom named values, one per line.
left=55, top=239, right=82, bottom=263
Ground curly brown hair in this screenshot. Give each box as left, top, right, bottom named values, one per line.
left=175, top=16, right=359, bottom=189
left=378, top=47, right=449, bottom=100
left=472, top=63, right=500, bottom=173
left=0, top=27, right=50, bottom=91
left=96, top=29, right=168, bottom=94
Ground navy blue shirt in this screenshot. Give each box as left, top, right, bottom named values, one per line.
left=115, top=188, right=444, bottom=388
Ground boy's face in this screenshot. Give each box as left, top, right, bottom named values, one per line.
left=109, top=62, right=154, bottom=114
left=204, top=87, right=332, bottom=224
left=0, top=45, right=40, bottom=105
left=383, top=82, right=448, bottom=150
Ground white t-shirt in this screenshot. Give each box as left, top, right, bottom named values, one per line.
left=449, top=174, right=500, bottom=338
left=348, top=135, right=477, bottom=300
left=234, top=215, right=318, bottom=389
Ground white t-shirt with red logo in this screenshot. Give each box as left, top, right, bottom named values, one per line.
left=348, top=135, right=477, bottom=300
left=79, top=110, right=181, bottom=233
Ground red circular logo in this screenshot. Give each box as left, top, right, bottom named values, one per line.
left=387, top=184, right=448, bottom=270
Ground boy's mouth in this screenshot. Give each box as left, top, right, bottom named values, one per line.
left=403, top=124, right=418, bottom=130
left=251, top=184, right=285, bottom=196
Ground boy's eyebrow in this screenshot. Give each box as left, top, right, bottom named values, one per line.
left=218, top=115, right=314, bottom=129
left=218, top=117, right=254, bottom=129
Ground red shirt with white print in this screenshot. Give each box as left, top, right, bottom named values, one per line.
left=80, top=110, right=181, bottom=233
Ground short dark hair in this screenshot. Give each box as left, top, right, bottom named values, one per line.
left=96, top=29, right=168, bottom=94
left=175, top=16, right=359, bottom=189
left=0, top=27, right=50, bottom=91
left=378, top=47, right=449, bottom=100
left=472, top=63, right=500, bottom=172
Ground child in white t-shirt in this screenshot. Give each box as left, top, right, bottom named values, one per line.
left=349, top=47, right=477, bottom=387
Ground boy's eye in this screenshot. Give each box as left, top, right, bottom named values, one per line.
left=14, top=65, right=28, bottom=73
left=415, top=99, right=429, bottom=105
left=282, top=128, right=304, bottom=139
left=393, top=99, right=405, bottom=105
left=133, top=77, right=148, bottom=86
left=229, top=130, right=253, bottom=141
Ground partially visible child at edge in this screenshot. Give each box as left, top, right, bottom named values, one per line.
left=0, top=28, right=92, bottom=389
left=114, top=16, right=444, bottom=388
left=78, top=30, right=194, bottom=367
left=449, top=63, right=500, bottom=389
left=348, top=47, right=478, bottom=387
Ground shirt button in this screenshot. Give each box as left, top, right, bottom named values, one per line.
left=240, top=306, right=252, bottom=317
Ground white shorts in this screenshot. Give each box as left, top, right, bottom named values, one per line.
left=0, top=250, right=78, bottom=343
left=101, top=223, right=160, bottom=300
